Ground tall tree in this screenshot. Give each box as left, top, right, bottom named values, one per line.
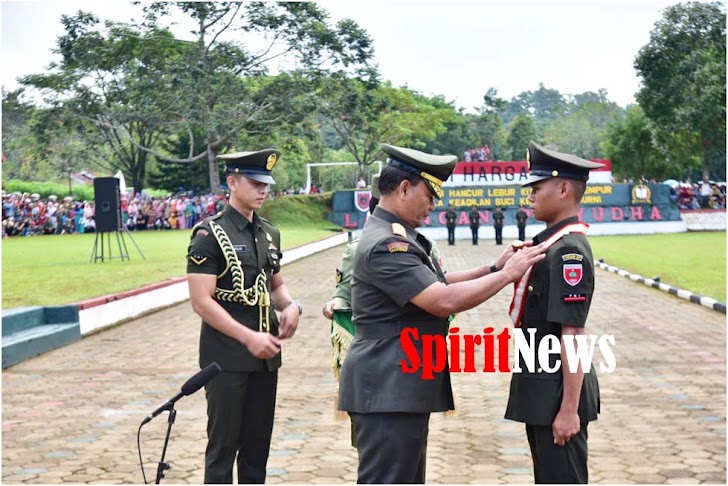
left=506, top=113, right=538, bottom=160
left=317, top=77, right=457, bottom=176
left=138, top=2, right=375, bottom=192
left=21, top=13, right=190, bottom=191
left=634, top=1, right=726, bottom=180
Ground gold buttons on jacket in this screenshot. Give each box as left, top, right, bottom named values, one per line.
left=528, top=285, right=534, bottom=292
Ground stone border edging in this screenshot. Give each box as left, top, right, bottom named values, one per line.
left=595, top=260, right=726, bottom=314
left=75, top=231, right=350, bottom=335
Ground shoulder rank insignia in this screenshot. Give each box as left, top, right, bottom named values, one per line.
left=196, top=228, right=209, bottom=237
left=563, top=293, right=587, bottom=303
left=387, top=241, right=410, bottom=253
left=336, top=268, right=343, bottom=284
left=391, top=223, right=407, bottom=237
left=189, top=254, right=208, bottom=265
left=562, top=253, right=584, bottom=262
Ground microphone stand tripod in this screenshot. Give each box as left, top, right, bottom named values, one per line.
left=154, top=403, right=177, bottom=484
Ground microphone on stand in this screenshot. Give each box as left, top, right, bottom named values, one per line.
left=141, top=362, right=222, bottom=426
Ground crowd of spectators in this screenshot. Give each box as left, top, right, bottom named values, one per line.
left=4, top=176, right=726, bottom=237
left=674, top=180, right=726, bottom=210
left=463, top=145, right=492, bottom=162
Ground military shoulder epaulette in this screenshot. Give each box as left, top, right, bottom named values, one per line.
left=391, top=223, right=407, bottom=238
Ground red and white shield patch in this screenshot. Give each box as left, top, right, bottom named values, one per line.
left=354, top=190, right=372, bottom=212
left=563, top=264, right=583, bottom=286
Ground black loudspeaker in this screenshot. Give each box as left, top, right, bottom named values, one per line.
left=94, top=177, right=122, bottom=231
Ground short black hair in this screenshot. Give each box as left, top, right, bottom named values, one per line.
left=567, top=179, right=587, bottom=202
left=378, top=165, right=424, bottom=196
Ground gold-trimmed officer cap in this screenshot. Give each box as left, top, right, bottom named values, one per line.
left=380, top=143, right=456, bottom=199
left=523, top=142, right=604, bottom=187
left=371, top=174, right=381, bottom=199
left=219, top=149, right=281, bottom=185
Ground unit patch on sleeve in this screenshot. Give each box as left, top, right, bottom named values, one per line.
left=563, top=293, right=588, bottom=303
left=563, top=263, right=583, bottom=286
left=561, top=253, right=584, bottom=262
left=387, top=241, right=410, bottom=253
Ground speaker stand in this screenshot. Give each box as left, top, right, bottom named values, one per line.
left=90, top=228, right=146, bottom=263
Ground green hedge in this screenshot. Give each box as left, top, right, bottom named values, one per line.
left=2, top=179, right=171, bottom=201
left=2, top=180, right=95, bottom=201
left=259, top=192, right=333, bottom=225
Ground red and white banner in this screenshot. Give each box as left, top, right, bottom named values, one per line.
left=444, top=160, right=613, bottom=186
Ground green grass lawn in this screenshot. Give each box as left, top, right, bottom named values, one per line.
left=2, top=222, right=342, bottom=308
left=589, top=231, right=726, bottom=301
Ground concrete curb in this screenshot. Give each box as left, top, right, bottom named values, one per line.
left=595, top=260, right=726, bottom=314
left=76, top=231, right=350, bottom=335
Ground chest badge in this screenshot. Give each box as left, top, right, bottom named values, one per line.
left=233, top=245, right=247, bottom=252
left=563, top=264, right=583, bottom=286
left=265, top=232, right=273, bottom=242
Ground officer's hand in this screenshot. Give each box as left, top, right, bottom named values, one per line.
left=278, top=304, right=300, bottom=340
left=552, top=408, right=581, bottom=446
left=322, top=298, right=345, bottom=320
left=502, top=242, right=547, bottom=282
left=246, top=332, right=281, bottom=359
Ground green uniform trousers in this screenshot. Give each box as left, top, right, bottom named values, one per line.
left=350, top=412, right=430, bottom=484
left=204, top=370, right=278, bottom=484
left=526, top=422, right=588, bottom=484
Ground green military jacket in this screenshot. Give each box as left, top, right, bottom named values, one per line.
left=493, top=210, right=504, bottom=228
left=187, top=204, right=282, bottom=372
left=516, top=209, right=528, bottom=228
left=445, top=209, right=457, bottom=228
left=505, top=216, right=600, bottom=426
left=333, top=240, right=357, bottom=306
left=468, top=210, right=480, bottom=228
left=338, top=206, right=454, bottom=413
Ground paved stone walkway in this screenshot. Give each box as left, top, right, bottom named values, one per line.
left=2, top=241, right=725, bottom=483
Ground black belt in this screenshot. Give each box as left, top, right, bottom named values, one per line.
left=355, top=321, right=446, bottom=339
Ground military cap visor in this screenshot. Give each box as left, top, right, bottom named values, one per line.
left=380, top=143, right=457, bottom=199
left=219, top=149, right=280, bottom=185
left=523, top=142, right=605, bottom=187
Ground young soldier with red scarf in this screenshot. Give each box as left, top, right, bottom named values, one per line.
left=505, top=142, right=603, bottom=484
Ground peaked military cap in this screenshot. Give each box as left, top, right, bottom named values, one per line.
left=380, top=143, right=457, bottom=199
left=219, top=149, right=280, bottom=185
left=524, top=142, right=604, bottom=186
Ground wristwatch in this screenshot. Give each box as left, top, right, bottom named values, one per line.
left=489, top=263, right=498, bottom=274
left=288, top=300, right=303, bottom=315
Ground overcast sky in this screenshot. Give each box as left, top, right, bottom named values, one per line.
left=2, top=0, right=683, bottom=110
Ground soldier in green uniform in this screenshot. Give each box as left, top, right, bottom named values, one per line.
left=445, top=204, right=457, bottom=245
left=516, top=205, right=529, bottom=241
left=493, top=206, right=505, bottom=245
left=187, top=149, right=303, bottom=484
left=505, top=141, right=603, bottom=484
left=468, top=205, right=480, bottom=245
left=338, top=143, right=546, bottom=484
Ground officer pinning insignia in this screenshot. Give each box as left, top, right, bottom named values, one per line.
left=218, top=148, right=281, bottom=185
left=563, top=293, right=588, bottom=303
left=189, top=254, right=208, bottom=265
left=562, top=253, right=584, bottom=262
left=523, top=141, right=605, bottom=187
left=380, top=143, right=457, bottom=199
left=391, top=222, right=407, bottom=237
left=563, top=263, right=584, bottom=286
left=387, top=241, right=410, bottom=253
